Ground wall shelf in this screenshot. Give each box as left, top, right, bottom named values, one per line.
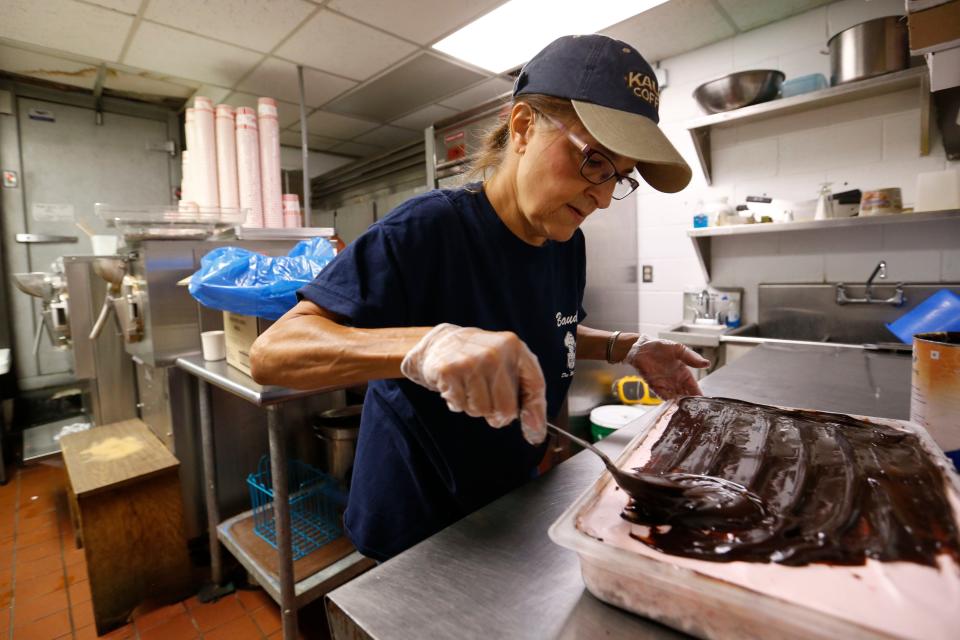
left=686, top=67, right=931, bottom=185
left=688, top=209, right=960, bottom=282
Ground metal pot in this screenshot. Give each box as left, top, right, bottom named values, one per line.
left=828, top=15, right=908, bottom=86
left=313, top=405, right=362, bottom=484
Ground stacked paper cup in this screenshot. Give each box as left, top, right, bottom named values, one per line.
left=258, top=98, right=283, bottom=228
left=282, top=194, right=302, bottom=228
left=235, top=106, right=264, bottom=227
left=192, top=97, right=220, bottom=212
left=215, top=104, right=240, bottom=217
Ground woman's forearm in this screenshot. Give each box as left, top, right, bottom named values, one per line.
left=576, top=325, right=640, bottom=362
left=249, top=301, right=429, bottom=390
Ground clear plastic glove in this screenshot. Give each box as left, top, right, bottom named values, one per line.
left=400, top=323, right=548, bottom=444
left=622, top=335, right=710, bottom=399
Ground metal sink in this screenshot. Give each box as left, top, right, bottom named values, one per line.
left=661, top=322, right=730, bottom=347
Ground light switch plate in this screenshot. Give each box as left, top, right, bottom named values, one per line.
left=642, top=264, right=653, bottom=283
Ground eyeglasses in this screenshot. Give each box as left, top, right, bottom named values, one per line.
left=535, top=109, right=640, bottom=200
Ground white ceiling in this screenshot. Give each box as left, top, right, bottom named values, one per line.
left=0, top=0, right=835, bottom=161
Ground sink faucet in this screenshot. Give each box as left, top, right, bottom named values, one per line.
left=836, top=260, right=905, bottom=306
left=865, top=260, right=886, bottom=301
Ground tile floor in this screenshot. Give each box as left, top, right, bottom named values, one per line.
left=1, top=457, right=330, bottom=639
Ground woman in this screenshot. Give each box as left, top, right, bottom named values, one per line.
left=250, top=34, right=708, bottom=561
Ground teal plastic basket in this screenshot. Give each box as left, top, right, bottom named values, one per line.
left=247, top=456, right=346, bottom=560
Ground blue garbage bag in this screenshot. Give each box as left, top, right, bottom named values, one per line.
left=188, top=237, right=336, bottom=320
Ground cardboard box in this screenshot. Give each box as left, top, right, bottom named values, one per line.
left=908, top=1, right=960, bottom=54
left=223, top=311, right=272, bottom=376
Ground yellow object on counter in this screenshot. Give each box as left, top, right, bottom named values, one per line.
left=612, top=375, right=662, bottom=405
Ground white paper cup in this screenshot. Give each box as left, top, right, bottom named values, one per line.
left=201, top=330, right=226, bottom=361
left=91, top=234, right=119, bottom=255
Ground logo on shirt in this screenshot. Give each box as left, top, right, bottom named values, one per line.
left=556, top=311, right=578, bottom=327
left=563, top=331, right=576, bottom=373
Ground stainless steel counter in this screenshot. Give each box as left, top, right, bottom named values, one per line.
left=325, top=343, right=913, bottom=639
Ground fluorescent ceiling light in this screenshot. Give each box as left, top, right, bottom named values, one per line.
left=433, top=0, right=669, bottom=73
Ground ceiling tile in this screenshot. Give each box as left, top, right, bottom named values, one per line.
left=124, top=21, right=264, bottom=86
left=104, top=66, right=198, bottom=99
left=327, top=0, right=505, bottom=45
left=1, top=0, right=134, bottom=61
left=718, top=0, right=832, bottom=33
left=144, top=0, right=316, bottom=53
left=327, top=140, right=385, bottom=158
left=353, top=125, right=420, bottom=148
left=0, top=44, right=98, bottom=90
left=222, top=92, right=305, bottom=128
left=194, top=85, right=234, bottom=105
left=237, top=57, right=357, bottom=108
left=601, top=0, right=735, bottom=63
left=391, top=104, right=459, bottom=130
left=325, top=53, right=485, bottom=122
left=84, top=0, right=141, bottom=14
left=437, top=77, right=513, bottom=112
left=275, top=9, right=417, bottom=81
left=279, top=131, right=341, bottom=150
left=293, top=110, right=379, bottom=139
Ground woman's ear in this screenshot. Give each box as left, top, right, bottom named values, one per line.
left=509, top=103, right=536, bottom=155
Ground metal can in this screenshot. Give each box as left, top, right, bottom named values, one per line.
left=911, top=332, right=960, bottom=468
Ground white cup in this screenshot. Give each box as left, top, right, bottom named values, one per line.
left=91, top=234, right=119, bottom=255
left=201, top=330, right=226, bottom=361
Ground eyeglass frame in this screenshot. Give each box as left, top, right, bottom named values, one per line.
left=533, top=108, right=641, bottom=200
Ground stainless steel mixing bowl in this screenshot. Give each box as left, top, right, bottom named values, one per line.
left=693, top=70, right=785, bottom=114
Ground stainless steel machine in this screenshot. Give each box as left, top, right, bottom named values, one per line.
left=62, top=256, right=139, bottom=427
left=90, top=231, right=342, bottom=540
left=10, top=259, right=139, bottom=436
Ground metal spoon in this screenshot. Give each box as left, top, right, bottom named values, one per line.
left=545, top=422, right=767, bottom=525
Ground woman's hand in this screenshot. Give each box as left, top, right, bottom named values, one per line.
left=400, top=323, right=547, bottom=444
left=623, top=336, right=710, bottom=398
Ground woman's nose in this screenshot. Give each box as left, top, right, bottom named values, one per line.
left=585, top=180, right=616, bottom=210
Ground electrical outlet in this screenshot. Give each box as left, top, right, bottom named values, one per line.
left=642, top=265, right=653, bottom=283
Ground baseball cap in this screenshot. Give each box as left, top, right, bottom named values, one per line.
left=513, top=34, right=692, bottom=193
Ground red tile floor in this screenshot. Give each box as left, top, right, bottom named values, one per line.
left=1, top=458, right=330, bottom=639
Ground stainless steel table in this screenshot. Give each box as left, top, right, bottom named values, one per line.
left=176, top=355, right=371, bottom=640
left=325, top=343, right=913, bottom=639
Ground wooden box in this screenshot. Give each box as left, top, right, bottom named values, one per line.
left=60, top=419, right=194, bottom=634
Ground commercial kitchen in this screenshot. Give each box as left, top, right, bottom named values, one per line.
left=1, top=0, right=959, bottom=639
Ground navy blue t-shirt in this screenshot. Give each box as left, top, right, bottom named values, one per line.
left=297, top=184, right=587, bottom=560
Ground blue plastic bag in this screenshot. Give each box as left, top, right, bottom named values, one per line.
left=188, top=237, right=336, bottom=320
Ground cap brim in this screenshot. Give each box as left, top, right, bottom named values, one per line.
left=572, top=100, right=692, bottom=193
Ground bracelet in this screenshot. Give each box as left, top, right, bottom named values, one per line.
left=605, top=331, right=622, bottom=364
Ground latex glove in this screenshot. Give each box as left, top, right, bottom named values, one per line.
left=400, top=323, right=548, bottom=444
left=622, top=335, right=710, bottom=399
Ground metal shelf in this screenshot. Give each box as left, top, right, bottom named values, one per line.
left=688, top=208, right=960, bottom=282
left=217, top=509, right=373, bottom=609
left=686, top=67, right=930, bottom=184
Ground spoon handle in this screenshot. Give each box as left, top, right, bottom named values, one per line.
left=545, top=422, right=618, bottom=473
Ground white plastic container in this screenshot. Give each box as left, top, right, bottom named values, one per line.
left=90, top=235, right=118, bottom=256
left=235, top=107, right=264, bottom=228
left=200, top=330, right=226, bottom=361
left=192, top=97, right=220, bottom=210
left=549, top=401, right=960, bottom=640
left=915, top=169, right=960, bottom=212
left=282, top=194, right=302, bottom=228
left=215, top=104, right=240, bottom=211
left=258, top=98, right=283, bottom=228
